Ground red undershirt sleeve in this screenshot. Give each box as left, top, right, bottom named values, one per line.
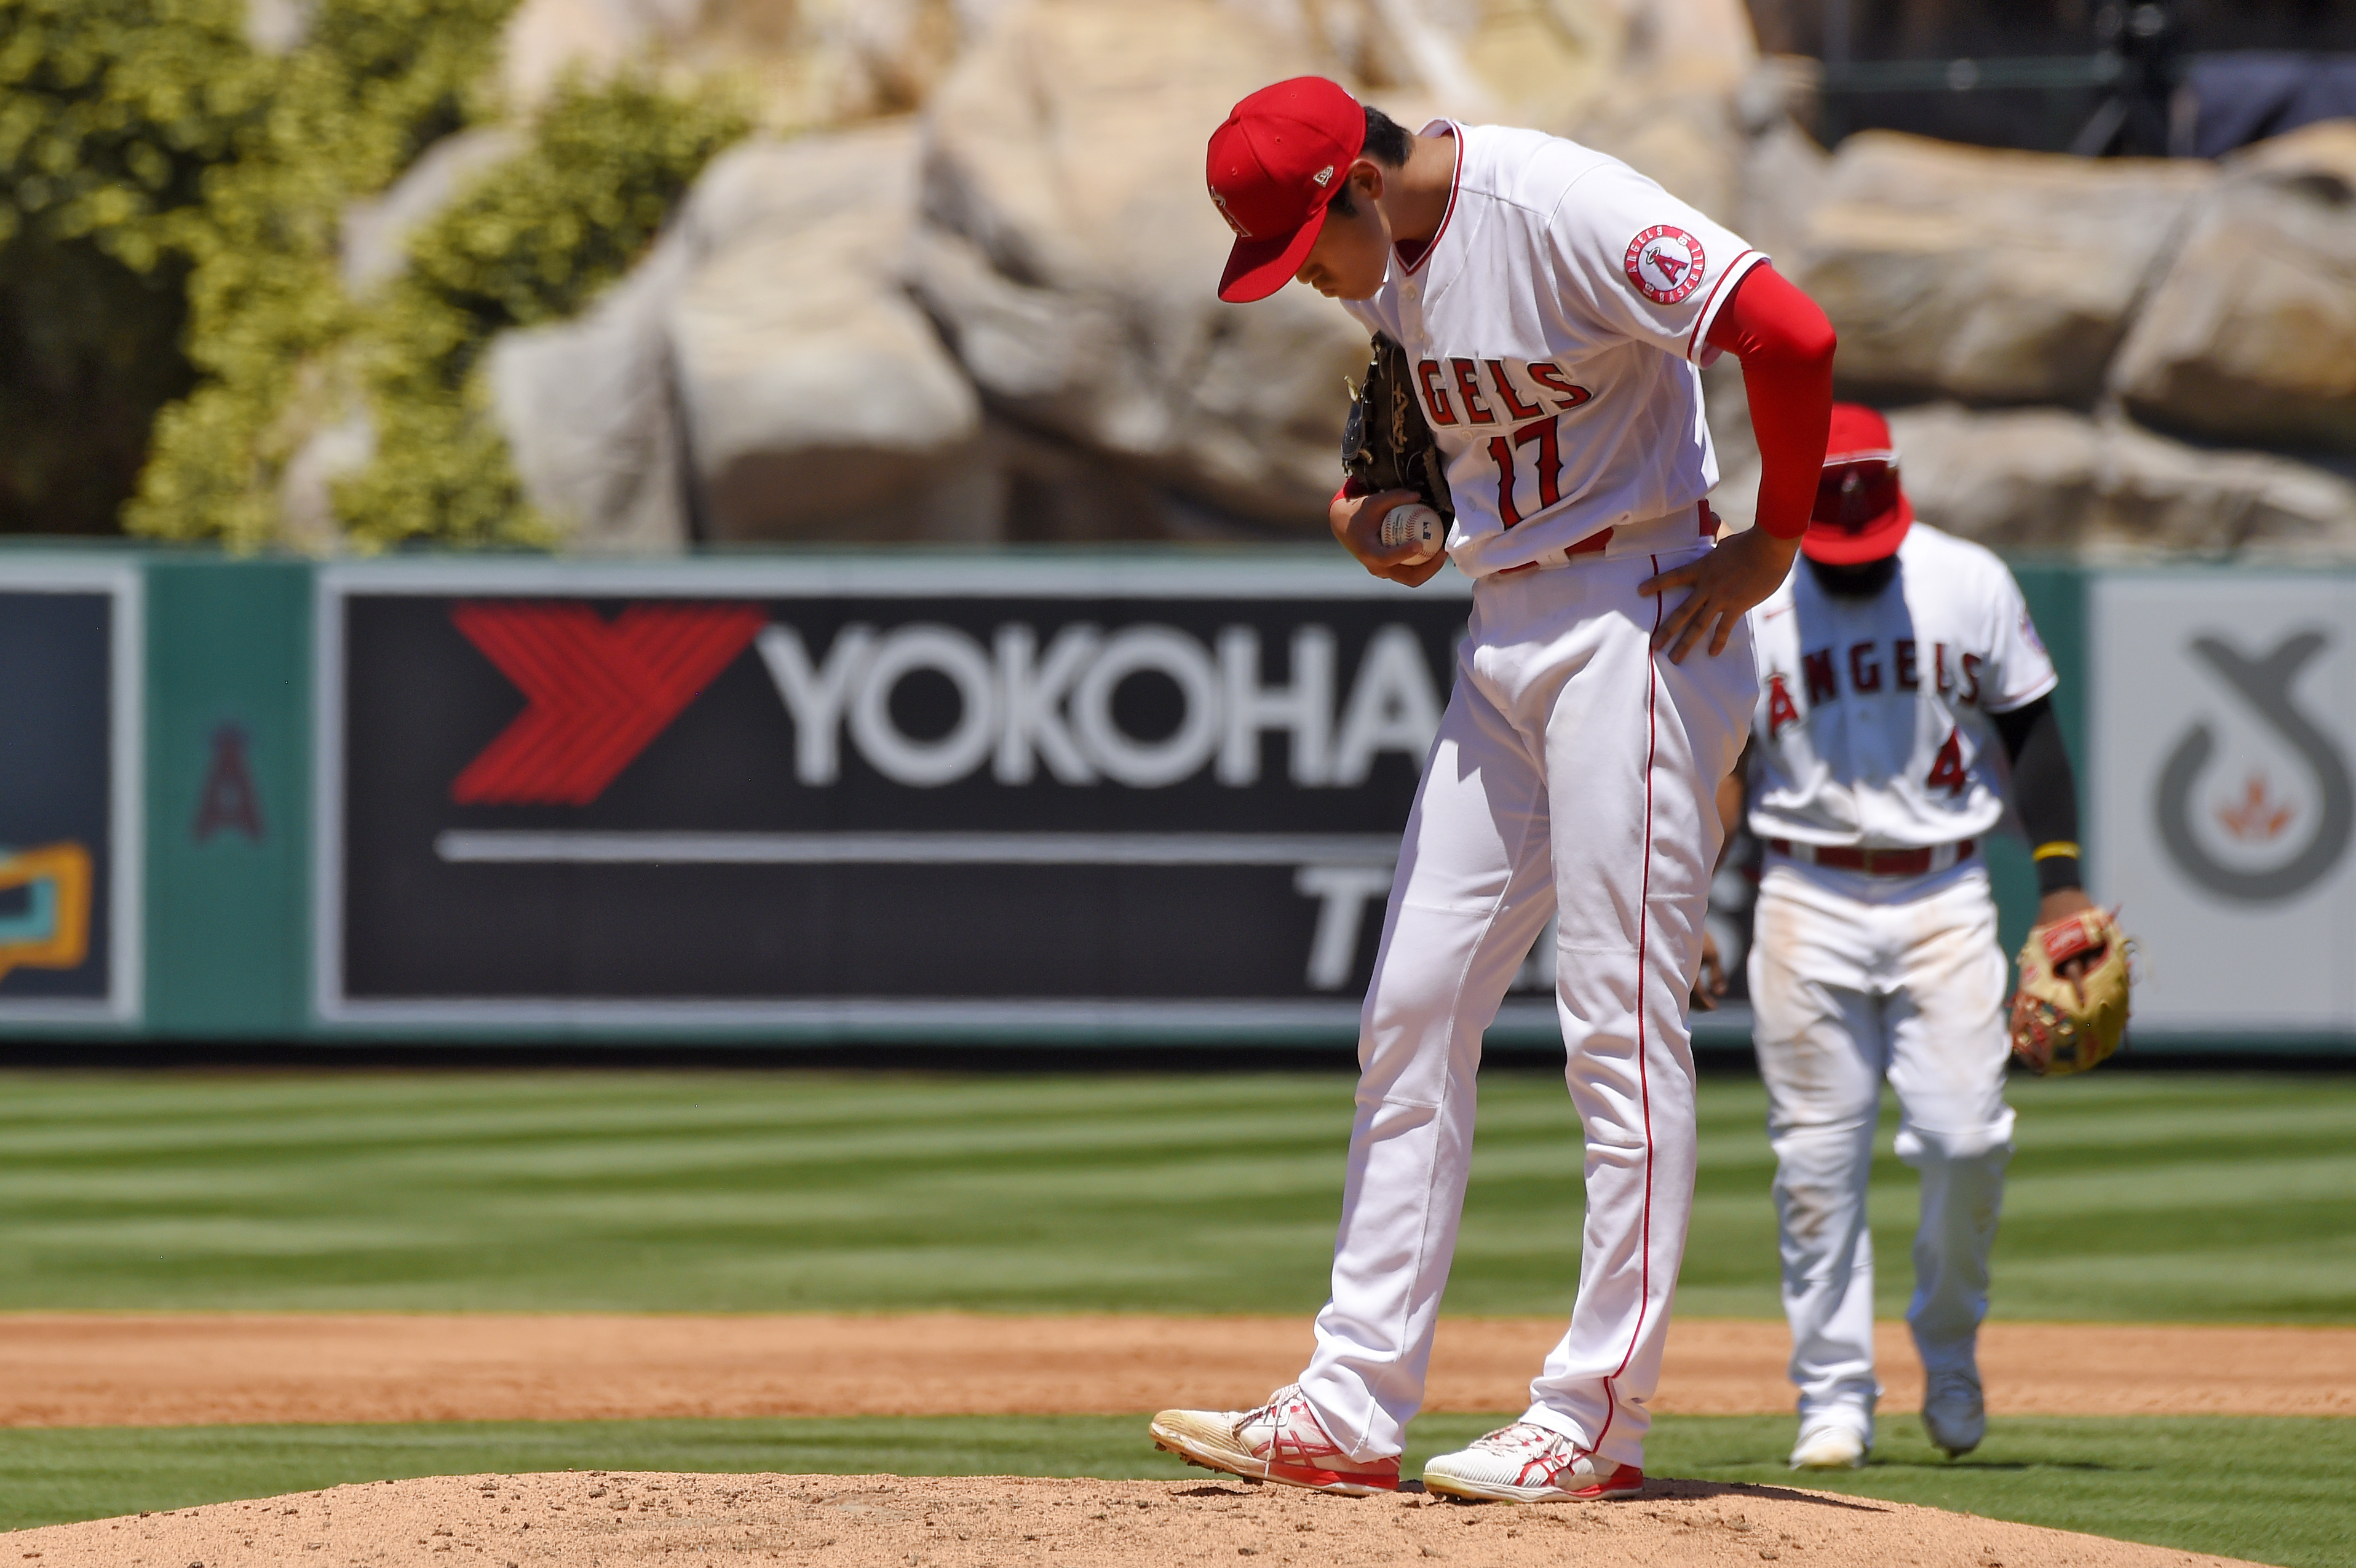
left=1702, top=264, right=1836, bottom=542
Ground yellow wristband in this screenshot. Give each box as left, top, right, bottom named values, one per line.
left=2033, top=841, right=2081, bottom=861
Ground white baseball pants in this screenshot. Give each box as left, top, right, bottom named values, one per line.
left=1747, top=859, right=2015, bottom=1440
left=1298, top=540, right=1755, bottom=1470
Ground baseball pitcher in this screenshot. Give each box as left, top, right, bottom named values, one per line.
left=1152, top=76, right=1835, bottom=1502
left=1716, top=403, right=2132, bottom=1470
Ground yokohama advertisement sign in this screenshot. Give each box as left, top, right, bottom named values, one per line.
left=315, top=556, right=1557, bottom=1037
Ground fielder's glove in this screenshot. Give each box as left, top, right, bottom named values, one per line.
left=1343, top=333, right=1454, bottom=523
left=2008, top=907, right=2135, bottom=1076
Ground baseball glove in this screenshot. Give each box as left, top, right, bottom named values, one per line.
left=2008, top=907, right=2135, bottom=1076
left=1343, top=334, right=1454, bottom=522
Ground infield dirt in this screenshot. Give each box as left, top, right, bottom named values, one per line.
left=0, top=1313, right=2347, bottom=1427
left=2, top=1470, right=2264, bottom=1568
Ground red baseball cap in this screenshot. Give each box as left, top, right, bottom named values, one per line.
left=1802, top=403, right=1914, bottom=564
left=1207, top=77, right=1365, bottom=303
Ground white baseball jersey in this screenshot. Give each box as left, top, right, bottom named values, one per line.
left=1745, top=524, right=2057, bottom=849
left=1289, top=113, right=1768, bottom=1475
left=1340, top=121, right=1766, bottom=578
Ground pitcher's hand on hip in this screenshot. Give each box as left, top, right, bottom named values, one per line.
left=1640, top=527, right=1798, bottom=662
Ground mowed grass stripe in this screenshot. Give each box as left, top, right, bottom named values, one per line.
left=0, top=1071, right=2347, bottom=1320
left=0, top=1077, right=1357, bottom=1162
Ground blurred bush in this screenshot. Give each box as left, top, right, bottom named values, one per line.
left=0, top=0, right=266, bottom=535
left=338, top=78, right=745, bottom=549
left=0, top=0, right=741, bottom=546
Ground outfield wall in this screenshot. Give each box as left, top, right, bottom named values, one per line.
left=0, top=545, right=2347, bottom=1054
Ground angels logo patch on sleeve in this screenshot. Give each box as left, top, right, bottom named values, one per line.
left=1624, top=225, right=1705, bottom=304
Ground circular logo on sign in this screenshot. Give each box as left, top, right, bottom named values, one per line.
left=1624, top=225, right=1705, bottom=304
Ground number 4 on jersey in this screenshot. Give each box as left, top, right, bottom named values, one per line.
left=1926, top=727, right=1968, bottom=798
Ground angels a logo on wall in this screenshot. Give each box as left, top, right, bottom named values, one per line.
left=2153, top=628, right=2354, bottom=903
left=1624, top=225, right=1705, bottom=304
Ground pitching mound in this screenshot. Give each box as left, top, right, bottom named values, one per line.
left=8, top=1470, right=2256, bottom=1567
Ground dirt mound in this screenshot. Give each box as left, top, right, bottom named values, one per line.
left=7, top=1470, right=2256, bottom=1567
left=1, top=1313, right=2346, bottom=1428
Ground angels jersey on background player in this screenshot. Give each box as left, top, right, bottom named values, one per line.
left=1339, top=121, right=1764, bottom=577
left=1747, top=525, right=2057, bottom=849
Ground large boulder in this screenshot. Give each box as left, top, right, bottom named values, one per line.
left=501, top=0, right=970, bottom=123
left=1884, top=402, right=2356, bottom=559
left=1788, top=133, right=2214, bottom=405
left=1222, top=0, right=1750, bottom=131
left=909, top=0, right=1367, bottom=533
left=2108, top=121, right=2356, bottom=456
left=487, top=223, right=702, bottom=552
left=487, top=121, right=987, bottom=549
left=665, top=124, right=989, bottom=542
left=1733, top=63, right=1831, bottom=265
left=500, top=0, right=709, bottom=108
left=1572, top=67, right=1747, bottom=219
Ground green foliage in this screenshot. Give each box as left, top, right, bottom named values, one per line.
left=3, top=0, right=739, bottom=546
left=124, top=0, right=515, bottom=547
left=335, top=76, right=747, bottom=550
left=0, top=0, right=269, bottom=267
left=0, top=0, right=265, bottom=533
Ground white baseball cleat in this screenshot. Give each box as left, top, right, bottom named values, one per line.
left=1922, top=1365, right=1986, bottom=1457
left=1420, top=1422, right=1644, bottom=1503
left=1787, top=1419, right=1868, bottom=1470
left=1149, top=1385, right=1400, bottom=1495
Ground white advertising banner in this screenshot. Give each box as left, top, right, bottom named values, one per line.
left=2092, top=573, right=2356, bottom=1035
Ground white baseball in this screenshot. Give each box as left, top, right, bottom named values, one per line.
left=1379, top=502, right=1445, bottom=564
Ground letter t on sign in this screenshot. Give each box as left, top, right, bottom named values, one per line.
left=1294, top=863, right=1395, bottom=991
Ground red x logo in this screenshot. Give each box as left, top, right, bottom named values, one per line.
left=448, top=601, right=767, bottom=806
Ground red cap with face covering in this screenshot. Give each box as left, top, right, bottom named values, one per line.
left=1207, top=77, right=1365, bottom=303
left=1802, top=403, right=1914, bottom=564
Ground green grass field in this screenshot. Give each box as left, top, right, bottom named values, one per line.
left=0, top=1068, right=2350, bottom=1564
left=0, top=1069, right=2350, bottom=1321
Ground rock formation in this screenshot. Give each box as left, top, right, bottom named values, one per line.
left=315, top=0, right=2356, bottom=558
left=2109, top=121, right=2356, bottom=456
left=1886, top=403, right=2356, bottom=560
left=1729, top=116, right=2356, bottom=555
left=1786, top=132, right=2215, bottom=406
left=908, top=0, right=1366, bottom=536
left=668, top=126, right=987, bottom=544
left=484, top=122, right=991, bottom=548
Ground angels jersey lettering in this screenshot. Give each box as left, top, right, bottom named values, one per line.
left=1341, top=122, right=1765, bottom=578
left=1747, top=526, right=2057, bottom=849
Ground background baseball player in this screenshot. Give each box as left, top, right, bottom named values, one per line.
left=1710, top=403, right=2112, bottom=1470
left=1152, top=76, right=1834, bottom=1501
